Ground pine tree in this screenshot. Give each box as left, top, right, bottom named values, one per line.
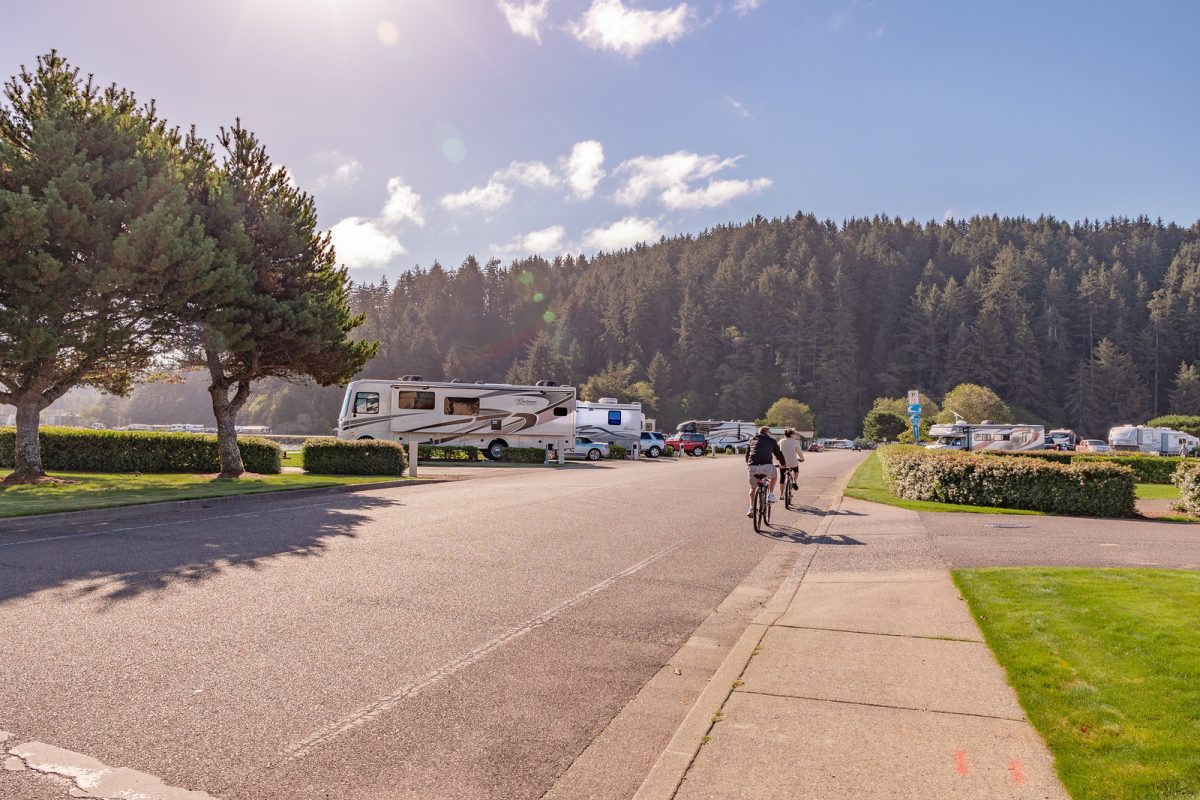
left=1170, top=362, right=1200, bottom=415
left=0, top=53, right=215, bottom=482
left=1071, top=339, right=1150, bottom=436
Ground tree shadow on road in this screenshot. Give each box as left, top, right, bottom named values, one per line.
left=0, top=492, right=396, bottom=608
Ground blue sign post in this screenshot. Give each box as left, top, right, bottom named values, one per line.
left=907, top=390, right=922, bottom=443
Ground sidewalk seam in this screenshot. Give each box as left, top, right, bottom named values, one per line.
left=770, top=622, right=984, bottom=643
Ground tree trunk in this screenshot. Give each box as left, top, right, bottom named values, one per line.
left=209, top=385, right=245, bottom=478
left=9, top=398, right=46, bottom=481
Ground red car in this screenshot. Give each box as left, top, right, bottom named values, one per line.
left=665, top=432, right=708, bottom=456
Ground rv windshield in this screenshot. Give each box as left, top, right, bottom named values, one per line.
left=935, top=436, right=965, bottom=448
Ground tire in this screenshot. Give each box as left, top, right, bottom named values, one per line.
left=485, top=439, right=508, bottom=461
left=647, top=446, right=661, bottom=458
left=357, top=435, right=374, bottom=440
left=586, top=448, right=601, bottom=461
left=784, top=476, right=794, bottom=509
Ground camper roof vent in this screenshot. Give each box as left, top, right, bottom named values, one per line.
left=401, top=374, right=423, bottom=382
left=535, top=380, right=559, bottom=387
left=599, top=397, right=618, bottom=404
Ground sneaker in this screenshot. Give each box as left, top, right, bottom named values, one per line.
left=767, top=493, right=778, bottom=503
left=746, top=506, right=754, bottom=517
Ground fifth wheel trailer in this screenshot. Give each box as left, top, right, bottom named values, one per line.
left=337, top=377, right=576, bottom=460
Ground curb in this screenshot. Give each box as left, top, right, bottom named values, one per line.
left=632, top=458, right=861, bottom=800
left=0, top=477, right=448, bottom=532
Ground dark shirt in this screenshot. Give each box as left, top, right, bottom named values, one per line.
left=746, top=434, right=785, bottom=467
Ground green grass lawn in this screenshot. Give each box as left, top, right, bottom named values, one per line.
left=1136, top=483, right=1181, bottom=500
left=954, top=568, right=1200, bottom=800
left=842, top=451, right=1041, bottom=515
left=0, top=470, right=407, bottom=518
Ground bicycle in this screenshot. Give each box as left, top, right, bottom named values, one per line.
left=781, top=466, right=796, bottom=509
left=752, top=473, right=772, bottom=532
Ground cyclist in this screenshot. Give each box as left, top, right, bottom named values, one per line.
left=778, top=427, right=805, bottom=488
left=746, top=425, right=787, bottom=517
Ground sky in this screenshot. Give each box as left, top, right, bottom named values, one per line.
left=3, top=0, right=1199, bottom=283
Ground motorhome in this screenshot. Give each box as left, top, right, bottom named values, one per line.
left=1108, top=425, right=1198, bottom=455
left=927, top=419, right=1046, bottom=452
left=337, top=377, right=576, bottom=461
left=576, top=398, right=644, bottom=451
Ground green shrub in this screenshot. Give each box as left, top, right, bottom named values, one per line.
left=878, top=445, right=1136, bottom=518
left=1073, top=453, right=1179, bottom=484
left=608, top=445, right=628, bottom=459
left=303, top=439, right=406, bottom=475
left=497, top=446, right=547, bottom=463
left=665, top=445, right=676, bottom=457
left=988, top=450, right=1075, bottom=465
left=0, top=426, right=281, bottom=474
left=1173, top=461, right=1200, bottom=517
left=418, top=444, right=481, bottom=461
left=1147, top=415, right=1200, bottom=437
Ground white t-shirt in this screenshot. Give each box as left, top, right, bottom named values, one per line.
left=778, top=437, right=805, bottom=468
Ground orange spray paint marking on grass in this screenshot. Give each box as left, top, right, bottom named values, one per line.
left=954, top=751, right=968, bottom=776
left=1008, top=759, right=1026, bottom=785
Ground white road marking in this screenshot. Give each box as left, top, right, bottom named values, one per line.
left=6, top=740, right=216, bottom=799
left=282, top=536, right=695, bottom=760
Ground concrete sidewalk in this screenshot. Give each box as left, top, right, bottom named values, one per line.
left=634, top=498, right=1069, bottom=800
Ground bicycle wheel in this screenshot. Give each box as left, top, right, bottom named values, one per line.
left=753, top=483, right=766, bottom=532
left=764, top=490, right=771, bottom=526
left=784, top=474, right=793, bottom=508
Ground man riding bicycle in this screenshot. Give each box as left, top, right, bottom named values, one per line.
left=746, top=425, right=787, bottom=517
left=778, top=427, right=805, bottom=486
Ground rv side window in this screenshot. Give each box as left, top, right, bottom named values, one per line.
left=396, top=390, right=435, bottom=410
left=445, top=397, right=480, bottom=416
left=354, top=392, right=380, bottom=415
left=553, top=407, right=569, bottom=417
left=608, top=410, right=622, bottom=426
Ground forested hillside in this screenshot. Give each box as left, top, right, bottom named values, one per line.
left=333, top=213, right=1200, bottom=437
left=25, top=213, right=1200, bottom=438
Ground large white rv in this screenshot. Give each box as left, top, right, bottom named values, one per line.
left=336, top=377, right=576, bottom=461
left=927, top=419, right=1046, bottom=452
left=575, top=398, right=644, bottom=450
left=1108, top=425, right=1198, bottom=455
left=676, top=419, right=757, bottom=452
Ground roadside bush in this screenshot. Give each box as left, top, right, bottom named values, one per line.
left=0, top=426, right=281, bottom=474
left=1147, top=415, right=1200, bottom=437
left=1173, top=461, right=1200, bottom=517
left=497, top=446, right=546, bottom=464
left=303, top=439, right=405, bottom=475
left=418, top=444, right=480, bottom=461
left=988, top=450, right=1074, bottom=465
left=1073, top=454, right=1179, bottom=484
left=879, top=445, right=1136, bottom=518
left=665, top=445, right=676, bottom=457
left=608, top=445, right=628, bottom=459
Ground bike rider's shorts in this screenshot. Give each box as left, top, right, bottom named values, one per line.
left=747, top=464, right=776, bottom=486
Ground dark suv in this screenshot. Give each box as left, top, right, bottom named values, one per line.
left=665, top=431, right=708, bottom=456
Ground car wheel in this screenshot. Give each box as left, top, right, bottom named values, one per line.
left=485, top=439, right=508, bottom=460
left=647, top=446, right=661, bottom=458
left=586, top=448, right=601, bottom=461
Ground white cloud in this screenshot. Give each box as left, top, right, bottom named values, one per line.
left=583, top=216, right=664, bottom=251
left=381, top=177, right=425, bottom=226
left=661, top=176, right=771, bottom=210
left=491, top=224, right=567, bottom=258
left=311, top=151, right=362, bottom=191
left=498, top=0, right=553, bottom=43
left=733, top=0, right=762, bottom=12
left=570, top=0, right=692, bottom=57
left=562, top=140, right=606, bottom=200
left=724, top=96, right=750, bottom=118
left=440, top=180, right=514, bottom=213
left=496, top=160, right=561, bottom=189
left=613, top=151, right=741, bottom=206
left=330, top=217, right=406, bottom=269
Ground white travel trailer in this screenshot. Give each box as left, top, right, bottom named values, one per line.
left=676, top=420, right=757, bottom=451
left=927, top=419, right=1046, bottom=452
left=1108, top=425, right=1198, bottom=455
left=576, top=398, right=644, bottom=451
left=337, top=377, right=576, bottom=461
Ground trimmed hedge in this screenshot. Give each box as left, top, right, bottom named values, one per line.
left=0, top=426, right=281, bottom=474
left=303, top=439, right=406, bottom=475
left=497, top=446, right=547, bottom=464
left=1173, top=461, right=1200, bottom=517
left=1147, top=415, right=1200, bottom=437
left=418, top=444, right=481, bottom=461
left=608, top=445, right=629, bottom=459
left=990, top=449, right=1182, bottom=484
left=879, top=445, right=1136, bottom=518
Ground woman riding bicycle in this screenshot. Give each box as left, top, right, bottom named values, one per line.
left=778, top=427, right=805, bottom=487
left=745, top=426, right=787, bottom=517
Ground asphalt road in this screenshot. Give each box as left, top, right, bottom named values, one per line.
left=0, top=452, right=863, bottom=800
